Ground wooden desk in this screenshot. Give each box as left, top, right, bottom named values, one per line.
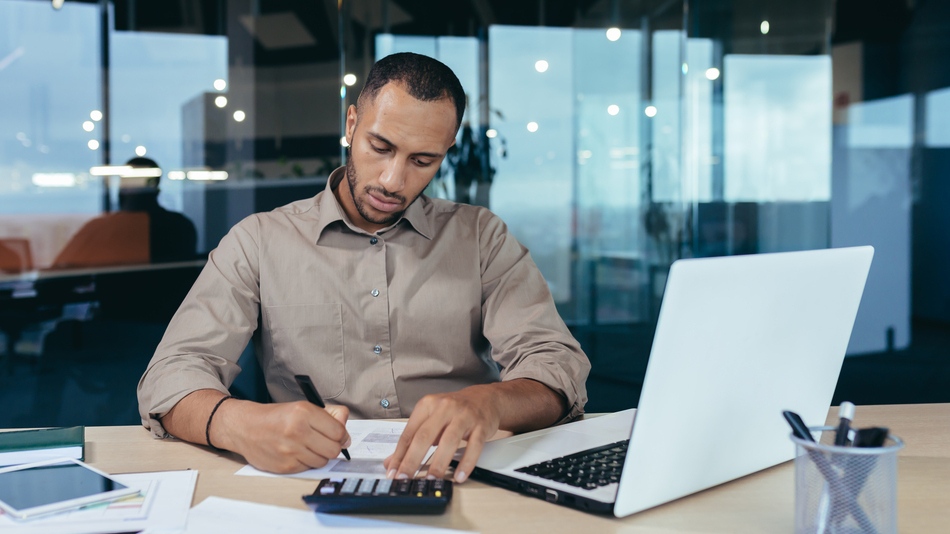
left=84, top=404, right=950, bottom=533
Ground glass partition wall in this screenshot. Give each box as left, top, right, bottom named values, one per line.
left=1, top=0, right=947, bottom=425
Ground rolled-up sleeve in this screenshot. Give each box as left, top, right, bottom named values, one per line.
left=478, top=212, right=590, bottom=423
left=137, top=215, right=262, bottom=438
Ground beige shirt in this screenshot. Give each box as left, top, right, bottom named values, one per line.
left=138, top=168, right=590, bottom=437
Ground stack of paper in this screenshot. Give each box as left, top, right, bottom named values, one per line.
left=0, top=469, right=196, bottom=534
left=0, top=427, right=84, bottom=467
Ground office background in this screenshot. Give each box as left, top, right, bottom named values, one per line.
left=0, top=0, right=948, bottom=427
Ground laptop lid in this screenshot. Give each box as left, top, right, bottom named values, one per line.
left=614, top=246, right=874, bottom=516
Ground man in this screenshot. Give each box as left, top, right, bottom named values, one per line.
left=137, top=53, right=589, bottom=484
left=117, top=157, right=198, bottom=264
left=52, top=157, right=197, bottom=268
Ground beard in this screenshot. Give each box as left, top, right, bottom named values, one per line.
left=345, top=155, right=410, bottom=227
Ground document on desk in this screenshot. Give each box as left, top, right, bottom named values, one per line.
left=0, top=469, right=196, bottom=534
left=185, top=496, right=475, bottom=534
left=236, top=420, right=434, bottom=480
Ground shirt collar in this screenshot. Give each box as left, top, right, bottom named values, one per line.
left=314, top=166, right=433, bottom=242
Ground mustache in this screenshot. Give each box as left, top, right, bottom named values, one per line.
left=365, top=185, right=406, bottom=204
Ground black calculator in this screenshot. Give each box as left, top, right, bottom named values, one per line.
left=302, top=477, right=453, bottom=515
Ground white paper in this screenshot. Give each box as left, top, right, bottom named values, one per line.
left=0, top=470, right=196, bottom=534
left=184, top=496, right=475, bottom=534
left=236, top=420, right=434, bottom=480
left=0, top=446, right=84, bottom=467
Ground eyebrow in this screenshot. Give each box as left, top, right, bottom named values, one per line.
left=368, top=131, right=445, bottom=159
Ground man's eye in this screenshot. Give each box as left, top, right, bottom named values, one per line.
left=413, top=158, right=433, bottom=167
left=372, top=145, right=389, bottom=153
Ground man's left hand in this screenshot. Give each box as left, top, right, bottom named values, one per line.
left=383, top=379, right=567, bottom=483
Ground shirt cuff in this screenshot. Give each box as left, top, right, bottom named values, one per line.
left=500, top=366, right=587, bottom=425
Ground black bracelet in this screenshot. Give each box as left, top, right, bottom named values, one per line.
left=205, top=395, right=232, bottom=451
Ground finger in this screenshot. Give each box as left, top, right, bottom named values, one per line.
left=294, top=443, right=335, bottom=470
left=304, top=403, right=349, bottom=448
left=325, top=405, right=352, bottom=448
left=424, top=422, right=467, bottom=479
left=289, top=403, right=347, bottom=461
left=452, top=428, right=487, bottom=484
left=395, top=417, right=448, bottom=479
left=386, top=409, right=427, bottom=475
left=301, top=431, right=345, bottom=462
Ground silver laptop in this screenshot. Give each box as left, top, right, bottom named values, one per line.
left=470, top=246, right=874, bottom=517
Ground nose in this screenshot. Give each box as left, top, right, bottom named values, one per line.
left=378, top=158, right=406, bottom=193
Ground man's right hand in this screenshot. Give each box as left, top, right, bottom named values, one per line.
left=161, top=389, right=351, bottom=474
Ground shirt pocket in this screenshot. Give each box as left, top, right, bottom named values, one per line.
left=263, top=303, right=345, bottom=399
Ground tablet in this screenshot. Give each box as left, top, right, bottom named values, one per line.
left=0, top=457, right=139, bottom=520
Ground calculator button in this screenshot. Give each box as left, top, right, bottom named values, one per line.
left=374, top=479, right=393, bottom=495
left=340, top=478, right=360, bottom=494
left=357, top=479, right=376, bottom=494
left=412, top=479, right=428, bottom=497
left=395, top=479, right=412, bottom=494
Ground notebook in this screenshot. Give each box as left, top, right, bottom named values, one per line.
left=0, top=426, right=85, bottom=467
left=470, top=246, right=874, bottom=517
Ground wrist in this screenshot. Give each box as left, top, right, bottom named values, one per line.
left=464, top=383, right=505, bottom=424
left=208, top=396, right=242, bottom=452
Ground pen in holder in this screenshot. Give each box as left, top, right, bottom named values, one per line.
left=790, top=425, right=903, bottom=534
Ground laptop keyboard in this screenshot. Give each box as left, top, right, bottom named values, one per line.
left=514, top=440, right=628, bottom=490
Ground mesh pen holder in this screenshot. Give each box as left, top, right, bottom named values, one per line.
left=791, top=426, right=904, bottom=534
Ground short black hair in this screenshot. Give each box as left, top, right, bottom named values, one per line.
left=125, top=156, right=161, bottom=188
left=358, top=52, right=466, bottom=131
left=126, top=156, right=159, bottom=169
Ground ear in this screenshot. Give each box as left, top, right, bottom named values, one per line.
left=345, top=105, right=358, bottom=146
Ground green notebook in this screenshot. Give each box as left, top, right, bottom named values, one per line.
left=0, top=426, right=85, bottom=467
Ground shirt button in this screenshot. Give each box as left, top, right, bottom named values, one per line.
left=373, top=345, right=382, bottom=354
left=371, top=288, right=380, bottom=297
left=370, top=237, right=378, bottom=245
left=380, top=399, right=390, bottom=409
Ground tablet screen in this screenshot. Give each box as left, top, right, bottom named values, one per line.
left=0, top=461, right=128, bottom=512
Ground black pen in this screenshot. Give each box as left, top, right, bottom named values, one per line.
left=294, top=374, right=351, bottom=461
left=782, top=410, right=815, bottom=443
left=834, top=401, right=855, bottom=447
